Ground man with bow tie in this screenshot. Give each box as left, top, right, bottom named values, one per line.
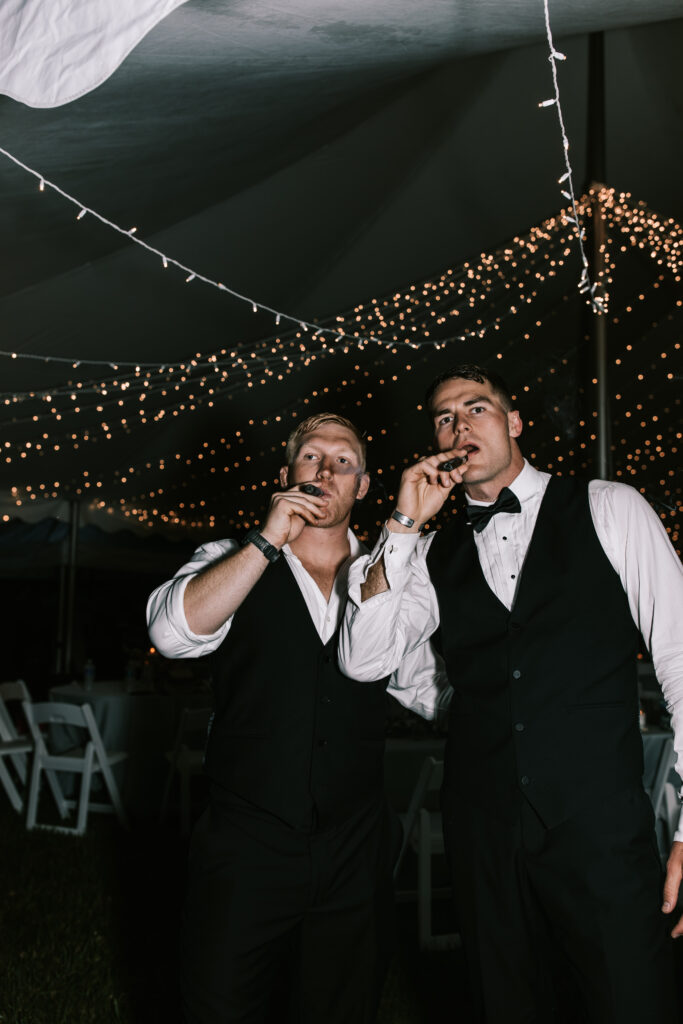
left=338, top=363, right=683, bottom=1023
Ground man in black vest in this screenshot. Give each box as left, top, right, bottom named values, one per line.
left=338, top=364, right=683, bottom=1022
left=147, top=413, right=395, bottom=1024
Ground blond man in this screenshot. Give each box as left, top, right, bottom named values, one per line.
left=148, top=414, right=426, bottom=1024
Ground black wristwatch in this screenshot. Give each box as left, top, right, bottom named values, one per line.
left=241, top=528, right=281, bottom=563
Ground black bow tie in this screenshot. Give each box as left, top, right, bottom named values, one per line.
left=466, top=487, right=522, bottom=533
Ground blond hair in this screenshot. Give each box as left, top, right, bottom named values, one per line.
left=285, top=413, right=366, bottom=470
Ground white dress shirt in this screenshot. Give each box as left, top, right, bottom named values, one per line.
left=338, top=461, right=683, bottom=840
left=146, top=529, right=451, bottom=721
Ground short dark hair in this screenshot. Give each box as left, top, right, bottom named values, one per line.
left=424, top=363, right=514, bottom=415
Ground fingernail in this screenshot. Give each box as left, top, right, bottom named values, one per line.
left=663, top=902, right=671, bottom=911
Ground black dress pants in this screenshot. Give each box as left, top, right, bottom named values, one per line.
left=443, top=784, right=677, bottom=1024
left=181, top=794, right=395, bottom=1024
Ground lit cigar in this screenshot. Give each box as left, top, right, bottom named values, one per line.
left=438, top=455, right=467, bottom=471
left=300, top=483, right=324, bottom=496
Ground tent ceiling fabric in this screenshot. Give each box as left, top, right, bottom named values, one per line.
left=0, top=0, right=187, bottom=108
left=0, top=2, right=681, bottom=540
left=2, top=0, right=682, bottom=109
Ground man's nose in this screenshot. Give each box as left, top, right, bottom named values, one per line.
left=316, top=460, right=333, bottom=478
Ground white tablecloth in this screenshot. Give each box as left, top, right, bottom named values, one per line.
left=48, top=680, right=211, bottom=819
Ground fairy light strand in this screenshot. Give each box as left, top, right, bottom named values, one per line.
left=541, top=0, right=602, bottom=313
left=0, top=144, right=386, bottom=353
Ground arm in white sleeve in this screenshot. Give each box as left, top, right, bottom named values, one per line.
left=592, top=482, right=683, bottom=838
left=146, top=539, right=238, bottom=658
left=387, top=638, right=453, bottom=720
left=338, top=525, right=441, bottom=681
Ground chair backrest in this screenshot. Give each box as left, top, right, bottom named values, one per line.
left=394, top=756, right=444, bottom=878
left=0, top=680, right=31, bottom=742
left=23, top=701, right=111, bottom=767
left=27, top=700, right=92, bottom=732
left=0, top=680, right=30, bottom=703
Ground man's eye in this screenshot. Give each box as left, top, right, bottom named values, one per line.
left=471, top=406, right=485, bottom=414
left=302, top=453, right=317, bottom=460
left=438, top=416, right=452, bottom=426
left=338, top=457, right=349, bottom=464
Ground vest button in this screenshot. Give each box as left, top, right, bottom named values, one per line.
left=318, top=738, right=328, bottom=748
left=520, top=775, right=530, bottom=786
left=512, top=669, right=522, bottom=679
left=321, top=696, right=333, bottom=704
left=510, top=621, right=521, bottom=632
left=322, top=654, right=332, bottom=664
left=514, top=722, right=525, bottom=732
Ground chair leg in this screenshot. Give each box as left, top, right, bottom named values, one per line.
left=0, top=757, right=23, bottom=813
left=25, top=753, right=42, bottom=830
left=75, top=744, right=95, bottom=836
left=9, top=750, right=28, bottom=784
left=97, top=756, right=128, bottom=828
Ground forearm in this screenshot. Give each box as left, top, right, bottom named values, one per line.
left=339, top=527, right=439, bottom=680
left=360, top=556, right=389, bottom=601
left=184, top=542, right=271, bottom=635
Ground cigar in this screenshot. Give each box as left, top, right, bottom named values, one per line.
left=438, top=455, right=467, bottom=471
left=300, top=483, right=324, bottom=496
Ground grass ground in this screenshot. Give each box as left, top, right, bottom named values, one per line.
left=0, top=804, right=185, bottom=1024
left=0, top=798, right=459, bottom=1024
left=4, top=796, right=683, bottom=1024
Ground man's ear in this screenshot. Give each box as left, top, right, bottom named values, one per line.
left=279, top=465, right=289, bottom=489
left=355, top=472, right=370, bottom=501
left=508, top=411, right=523, bottom=439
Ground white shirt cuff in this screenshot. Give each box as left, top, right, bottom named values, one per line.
left=346, top=524, right=421, bottom=606
left=375, top=523, right=421, bottom=573
left=162, top=573, right=231, bottom=654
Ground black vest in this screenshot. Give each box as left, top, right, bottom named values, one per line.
left=204, top=555, right=389, bottom=831
left=427, top=476, right=642, bottom=828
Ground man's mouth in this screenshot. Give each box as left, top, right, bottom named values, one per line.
left=461, top=443, right=479, bottom=455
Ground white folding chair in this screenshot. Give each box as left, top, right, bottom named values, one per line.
left=23, top=700, right=128, bottom=836
left=159, top=706, right=211, bottom=834
left=0, top=680, right=34, bottom=813
left=395, top=755, right=460, bottom=951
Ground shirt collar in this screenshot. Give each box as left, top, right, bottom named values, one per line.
left=466, top=459, right=548, bottom=507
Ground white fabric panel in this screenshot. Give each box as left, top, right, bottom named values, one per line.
left=0, top=0, right=188, bottom=108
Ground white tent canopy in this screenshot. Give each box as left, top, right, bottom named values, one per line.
left=1, top=0, right=681, bottom=537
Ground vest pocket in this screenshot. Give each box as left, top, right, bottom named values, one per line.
left=566, top=700, right=626, bottom=712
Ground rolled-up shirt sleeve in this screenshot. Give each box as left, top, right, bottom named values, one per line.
left=592, top=482, right=683, bottom=839
left=339, top=525, right=451, bottom=716
left=146, top=539, right=238, bottom=658
left=387, top=642, right=453, bottom=720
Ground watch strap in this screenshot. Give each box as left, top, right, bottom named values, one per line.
left=241, top=528, right=281, bottom=562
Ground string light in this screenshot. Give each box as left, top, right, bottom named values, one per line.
left=0, top=143, right=458, bottom=352
left=542, top=0, right=602, bottom=313
left=2, top=184, right=679, bottom=542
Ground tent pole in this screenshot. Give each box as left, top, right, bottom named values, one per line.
left=586, top=31, right=611, bottom=480
left=63, top=499, right=80, bottom=675
left=55, top=560, right=66, bottom=674
left=591, top=197, right=610, bottom=480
